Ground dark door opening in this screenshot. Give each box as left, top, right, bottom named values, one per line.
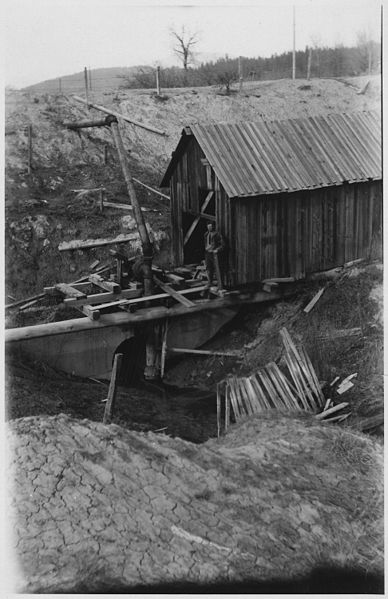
left=183, top=188, right=215, bottom=264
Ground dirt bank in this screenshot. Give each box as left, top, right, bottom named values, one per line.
left=7, top=412, right=383, bottom=593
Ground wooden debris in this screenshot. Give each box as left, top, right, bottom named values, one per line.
left=59, top=233, right=138, bottom=252
left=90, top=260, right=100, bottom=270
left=217, top=329, right=336, bottom=434
left=316, top=402, right=349, bottom=420
left=330, top=376, right=340, bottom=387
left=18, top=298, right=41, bottom=311
left=54, top=283, right=87, bottom=299
left=303, top=288, right=325, bottom=313
left=132, top=177, right=170, bottom=200
left=89, top=274, right=121, bottom=294
left=168, top=347, right=240, bottom=357
left=318, top=328, right=362, bottom=339
left=337, top=381, right=354, bottom=395
left=102, top=353, right=123, bottom=424
left=5, top=292, right=46, bottom=310
left=323, top=398, right=332, bottom=411
left=63, top=288, right=142, bottom=307
left=102, top=201, right=152, bottom=212
left=154, top=276, right=195, bottom=308
left=337, top=373, right=358, bottom=395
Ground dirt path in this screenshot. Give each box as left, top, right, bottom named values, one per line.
left=8, top=412, right=383, bottom=593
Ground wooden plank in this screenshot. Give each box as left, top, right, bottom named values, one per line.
left=184, top=191, right=214, bottom=245
left=153, top=276, right=195, bottom=308
left=132, top=177, right=170, bottom=200
left=103, top=353, right=123, bottom=424
left=225, top=384, right=231, bottom=431
left=54, top=283, right=87, bottom=299
left=18, top=298, right=40, bottom=311
left=64, top=285, right=206, bottom=308
left=58, top=233, right=138, bottom=251
left=5, top=292, right=46, bottom=310
left=63, top=288, right=142, bottom=307
left=89, top=274, right=121, bottom=294
left=217, top=383, right=221, bottom=438
left=168, top=348, right=240, bottom=357
left=303, top=287, right=325, bottom=314
left=316, top=402, right=349, bottom=420
left=72, top=95, right=167, bottom=136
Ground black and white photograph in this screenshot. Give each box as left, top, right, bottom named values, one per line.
left=4, top=0, right=383, bottom=594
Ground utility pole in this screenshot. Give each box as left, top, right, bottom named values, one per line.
left=88, top=66, right=92, bottom=90
left=292, top=5, right=296, bottom=80
left=59, top=78, right=62, bottom=93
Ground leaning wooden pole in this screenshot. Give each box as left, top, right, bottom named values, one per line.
left=72, top=95, right=167, bottom=136
left=103, top=353, right=123, bottom=424
left=108, top=118, right=159, bottom=380
left=109, top=118, right=153, bottom=296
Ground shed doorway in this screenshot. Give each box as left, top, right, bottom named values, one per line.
left=183, top=188, right=215, bottom=264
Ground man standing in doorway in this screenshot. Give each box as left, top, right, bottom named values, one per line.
left=204, top=222, right=224, bottom=289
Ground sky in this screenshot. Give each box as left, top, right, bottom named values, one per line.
left=3, top=0, right=382, bottom=88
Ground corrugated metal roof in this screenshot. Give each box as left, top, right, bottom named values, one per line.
left=160, top=111, right=381, bottom=197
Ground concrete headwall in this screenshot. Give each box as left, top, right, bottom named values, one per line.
left=7, top=326, right=135, bottom=379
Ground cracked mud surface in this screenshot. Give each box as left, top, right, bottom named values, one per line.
left=7, top=412, right=383, bottom=593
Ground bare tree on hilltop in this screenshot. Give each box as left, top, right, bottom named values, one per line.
left=171, top=26, right=199, bottom=85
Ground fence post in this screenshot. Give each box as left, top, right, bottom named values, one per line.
left=27, top=125, right=32, bottom=174
left=84, top=67, right=89, bottom=106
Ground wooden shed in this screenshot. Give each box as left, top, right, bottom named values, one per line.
left=160, top=111, right=382, bottom=287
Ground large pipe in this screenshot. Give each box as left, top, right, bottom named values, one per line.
left=109, top=118, right=153, bottom=296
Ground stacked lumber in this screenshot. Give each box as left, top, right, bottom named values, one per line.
left=217, top=328, right=350, bottom=435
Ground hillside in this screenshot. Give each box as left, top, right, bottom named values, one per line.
left=5, top=74, right=380, bottom=300
left=23, top=66, right=150, bottom=93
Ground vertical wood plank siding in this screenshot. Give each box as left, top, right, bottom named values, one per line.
left=231, top=180, right=382, bottom=285
left=170, top=138, right=382, bottom=283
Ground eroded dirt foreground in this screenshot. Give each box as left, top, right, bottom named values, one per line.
left=7, top=412, right=383, bottom=593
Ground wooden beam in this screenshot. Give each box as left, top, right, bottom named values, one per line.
left=54, top=283, right=87, bottom=299
left=153, top=276, right=195, bottom=307
left=63, top=286, right=197, bottom=308
left=103, top=353, right=123, bottom=424
left=5, top=292, right=46, bottom=310
left=58, top=233, right=138, bottom=252
left=184, top=191, right=214, bottom=245
left=168, top=348, right=240, bottom=357
left=132, top=177, right=170, bottom=200
left=72, top=95, right=167, bottom=136
left=89, top=274, right=121, bottom=294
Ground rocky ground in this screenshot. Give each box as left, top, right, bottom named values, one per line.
left=7, top=412, right=383, bottom=593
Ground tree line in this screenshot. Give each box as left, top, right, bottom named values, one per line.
left=120, top=38, right=380, bottom=91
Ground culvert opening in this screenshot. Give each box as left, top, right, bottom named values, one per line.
left=114, top=334, right=146, bottom=386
